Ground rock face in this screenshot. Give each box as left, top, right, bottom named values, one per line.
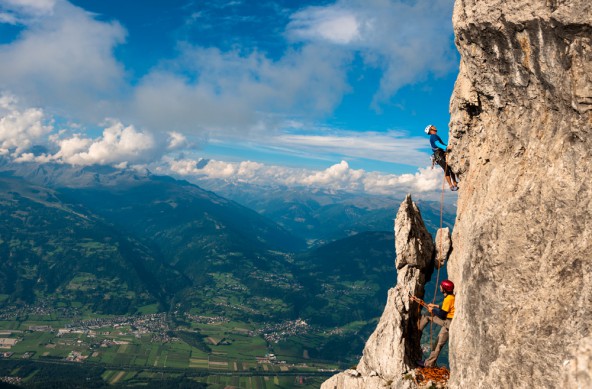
left=448, top=1, right=592, bottom=388
left=434, top=228, right=452, bottom=269
left=321, top=195, right=434, bottom=389
left=560, top=336, right=592, bottom=389
left=394, top=196, right=435, bottom=270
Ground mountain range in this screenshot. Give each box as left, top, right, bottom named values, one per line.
left=194, top=176, right=455, bottom=244
left=0, top=159, right=453, bottom=329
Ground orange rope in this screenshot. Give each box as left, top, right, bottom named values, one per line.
left=416, top=366, right=450, bottom=385
left=429, top=152, right=448, bottom=355
left=403, top=150, right=451, bottom=361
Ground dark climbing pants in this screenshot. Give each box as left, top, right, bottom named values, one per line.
left=433, top=150, right=455, bottom=180
left=419, top=315, right=452, bottom=367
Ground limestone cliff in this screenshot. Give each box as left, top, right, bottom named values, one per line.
left=448, top=0, right=592, bottom=388
left=321, top=195, right=434, bottom=389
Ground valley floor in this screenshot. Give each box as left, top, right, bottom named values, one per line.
left=0, top=305, right=355, bottom=389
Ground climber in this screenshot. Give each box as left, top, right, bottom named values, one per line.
left=425, top=125, right=458, bottom=191
left=410, top=279, right=455, bottom=367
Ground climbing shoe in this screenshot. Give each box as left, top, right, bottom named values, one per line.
left=450, top=186, right=458, bottom=191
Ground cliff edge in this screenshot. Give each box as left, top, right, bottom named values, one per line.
left=448, top=0, right=591, bottom=387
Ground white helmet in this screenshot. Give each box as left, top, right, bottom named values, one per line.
left=424, top=124, right=434, bottom=134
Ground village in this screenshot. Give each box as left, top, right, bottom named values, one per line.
left=0, top=309, right=324, bottom=364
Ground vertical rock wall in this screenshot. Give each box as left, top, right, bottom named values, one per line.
left=448, top=0, right=592, bottom=387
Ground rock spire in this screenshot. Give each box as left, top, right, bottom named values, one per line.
left=321, top=195, right=434, bottom=389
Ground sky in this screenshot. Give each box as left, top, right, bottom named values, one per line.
left=0, top=0, right=460, bottom=196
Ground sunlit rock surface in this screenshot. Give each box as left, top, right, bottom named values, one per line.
left=448, top=0, right=592, bottom=387
left=434, top=227, right=452, bottom=269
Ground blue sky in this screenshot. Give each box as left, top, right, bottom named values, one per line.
left=0, top=0, right=459, bottom=196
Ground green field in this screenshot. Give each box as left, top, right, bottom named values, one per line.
left=0, top=315, right=342, bottom=388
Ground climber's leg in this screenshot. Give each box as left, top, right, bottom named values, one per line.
left=419, top=315, right=446, bottom=331
left=425, top=326, right=449, bottom=367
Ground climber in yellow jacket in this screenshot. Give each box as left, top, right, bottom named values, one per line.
left=410, top=279, right=455, bottom=367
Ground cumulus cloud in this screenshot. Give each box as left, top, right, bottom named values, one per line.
left=0, top=95, right=160, bottom=166
left=52, top=121, right=156, bottom=166
left=0, top=94, right=53, bottom=155
left=165, top=158, right=443, bottom=196
left=301, top=160, right=364, bottom=187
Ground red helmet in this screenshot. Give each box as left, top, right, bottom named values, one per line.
left=441, top=280, right=454, bottom=293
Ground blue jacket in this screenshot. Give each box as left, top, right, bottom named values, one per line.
left=430, top=134, right=447, bottom=152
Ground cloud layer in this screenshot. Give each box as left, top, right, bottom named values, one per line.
left=164, top=158, right=443, bottom=196
left=287, top=0, right=456, bottom=105
left=266, top=130, right=427, bottom=166
left=0, top=94, right=444, bottom=196
left=130, top=44, right=351, bottom=134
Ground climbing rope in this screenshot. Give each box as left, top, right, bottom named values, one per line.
left=428, top=152, right=449, bottom=357
left=415, top=366, right=450, bottom=386
left=396, top=151, right=452, bottom=363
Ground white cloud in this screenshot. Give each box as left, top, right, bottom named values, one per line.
left=0, top=0, right=126, bottom=121
left=266, top=130, right=428, bottom=167
left=287, top=0, right=457, bottom=105
left=0, top=13, right=18, bottom=24
left=0, top=94, right=53, bottom=155
left=131, top=44, right=351, bottom=134
left=0, top=98, right=177, bottom=167
left=13, top=152, right=53, bottom=163
left=52, top=121, right=156, bottom=166
left=1, top=0, right=57, bottom=17
left=166, top=158, right=443, bottom=196
left=167, top=131, right=189, bottom=150
left=301, top=160, right=364, bottom=188
left=288, top=7, right=361, bottom=44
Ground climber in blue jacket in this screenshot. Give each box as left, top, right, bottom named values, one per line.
left=425, top=124, right=458, bottom=191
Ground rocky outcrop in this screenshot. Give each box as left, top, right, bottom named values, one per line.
left=321, top=195, right=434, bottom=389
left=434, top=228, right=451, bottom=269
left=393, top=196, right=434, bottom=270
left=448, top=0, right=592, bottom=388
